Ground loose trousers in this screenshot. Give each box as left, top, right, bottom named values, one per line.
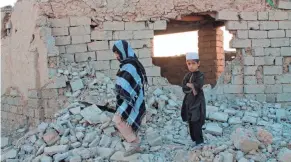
left=188, top=121, right=204, bottom=144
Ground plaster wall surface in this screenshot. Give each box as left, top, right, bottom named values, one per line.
left=1, top=1, right=50, bottom=98
left=38, top=0, right=270, bottom=19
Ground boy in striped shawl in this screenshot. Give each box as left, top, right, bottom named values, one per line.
left=111, top=40, right=148, bottom=156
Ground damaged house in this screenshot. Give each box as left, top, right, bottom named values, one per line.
left=1, top=0, right=291, bottom=161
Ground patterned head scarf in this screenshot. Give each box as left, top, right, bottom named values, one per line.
left=112, top=40, right=137, bottom=61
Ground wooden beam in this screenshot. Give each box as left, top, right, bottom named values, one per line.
left=179, top=15, right=205, bottom=22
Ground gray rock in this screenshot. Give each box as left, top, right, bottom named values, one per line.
left=83, top=131, right=97, bottom=143
left=36, top=144, right=46, bottom=156
left=70, top=78, right=84, bottom=92
left=89, top=136, right=101, bottom=148
left=214, top=145, right=228, bottom=154
left=276, top=109, right=287, bottom=119
left=257, top=120, right=269, bottom=126
left=80, top=105, right=103, bottom=124
left=278, top=148, right=291, bottom=162
left=71, top=142, right=82, bottom=148
left=69, top=155, right=82, bottom=162
left=76, top=132, right=84, bottom=141
left=70, top=136, right=78, bottom=143
left=238, top=158, right=249, bottom=162
left=22, top=144, right=34, bottom=153
left=6, top=159, right=20, bottom=162
left=69, top=107, right=81, bottom=115
left=82, top=142, right=89, bottom=148
left=2, top=149, right=18, bottom=160
left=40, top=155, right=53, bottom=162
left=103, top=126, right=115, bottom=136
left=75, top=126, right=86, bottom=132
left=38, top=122, right=49, bottom=132
left=44, top=145, right=69, bottom=155
left=110, top=151, right=140, bottom=161
left=242, top=115, right=257, bottom=124
left=153, top=88, right=164, bottom=96
left=236, top=151, right=244, bottom=160
left=99, top=135, right=112, bottom=147
left=208, top=112, right=229, bottom=122
left=221, top=152, right=234, bottom=162
left=224, top=109, right=237, bottom=115
left=96, top=147, right=115, bottom=158
left=1, top=137, right=9, bottom=148
left=53, top=152, right=70, bottom=161
left=60, top=136, right=70, bottom=145
left=205, top=123, right=223, bottom=135
left=245, top=111, right=259, bottom=118
left=29, top=135, right=37, bottom=144
left=229, top=117, right=242, bottom=124
left=71, top=148, right=92, bottom=159
left=147, top=131, right=163, bottom=147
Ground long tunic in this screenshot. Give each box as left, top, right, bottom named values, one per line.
left=181, top=71, right=206, bottom=124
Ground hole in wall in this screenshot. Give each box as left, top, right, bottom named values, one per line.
left=152, top=15, right=236, bottom=87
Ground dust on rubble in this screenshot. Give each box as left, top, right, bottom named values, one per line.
left=1, top=62, right=291, bottom=162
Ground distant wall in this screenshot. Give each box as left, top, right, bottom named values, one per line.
left=152, top=55, right=188, bottom=85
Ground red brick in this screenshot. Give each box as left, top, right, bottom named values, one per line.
left=43, top=129, right=60, bottom=145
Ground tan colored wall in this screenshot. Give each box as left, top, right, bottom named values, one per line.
left=1, top=1, right=53, bottom=133
left=152, top=55, right=188, bottom=85
left=39, top=0, right=270, bottom=19
left=1, top=1, right=52, bottom=98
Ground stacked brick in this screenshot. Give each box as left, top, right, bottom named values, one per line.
left=198, top=27, right=225, bottom=86
left=217, top=11, right=291, bottom=103
left=1, top=89, right=39, bottom=133
left=49, top=17, right=167, bottom=85
left=1, top=87, right=64, bottom=133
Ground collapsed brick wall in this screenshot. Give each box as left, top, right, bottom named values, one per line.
left=2, top=0, right=291, bottom=134
left=49, top=17, right=168, bottom=86
left=216, top=11, right=291, bottom=103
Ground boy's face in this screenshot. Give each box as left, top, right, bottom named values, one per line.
left=186, top=60, right=199, bottom=72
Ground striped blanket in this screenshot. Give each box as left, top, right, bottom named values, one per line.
left=113, top=40, right=148, bottom=132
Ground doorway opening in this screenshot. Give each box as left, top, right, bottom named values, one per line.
left=152, top=14, right=236, bottom=87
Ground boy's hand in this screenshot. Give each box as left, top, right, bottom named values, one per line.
left=192, top=88, right=197, bottom=96
left=187, top=83, right=198, bottom=96
left=186, top=83, right=194, bottom=89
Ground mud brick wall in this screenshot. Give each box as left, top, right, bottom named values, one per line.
left=198, top=27, right=225, bottom=87
left=1, top=87, right=66, bottom=134
left=152, top=55, right=188, bottom=85
left=216, top=11, right=291, bottom=103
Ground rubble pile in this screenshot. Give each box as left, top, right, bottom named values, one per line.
left=2, top=64, right=291, bottom=162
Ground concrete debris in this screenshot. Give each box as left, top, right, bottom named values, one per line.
left=1, top=137, right=9, bottom=148
left=1, top=71, right=291, bottom=162
left=231, top=128, right=260, bottom=153
left=208, top=112, right=229, bottom=122
left=80, top=105, right=103, bottom=124
left=256, top=128, right=273, bottom=145
left=278, top=148, right=291, bottom=162
left=205, top=123, right=223, bottom=135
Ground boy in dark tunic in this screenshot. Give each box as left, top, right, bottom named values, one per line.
left=181, top=52, right=206, bottom=146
